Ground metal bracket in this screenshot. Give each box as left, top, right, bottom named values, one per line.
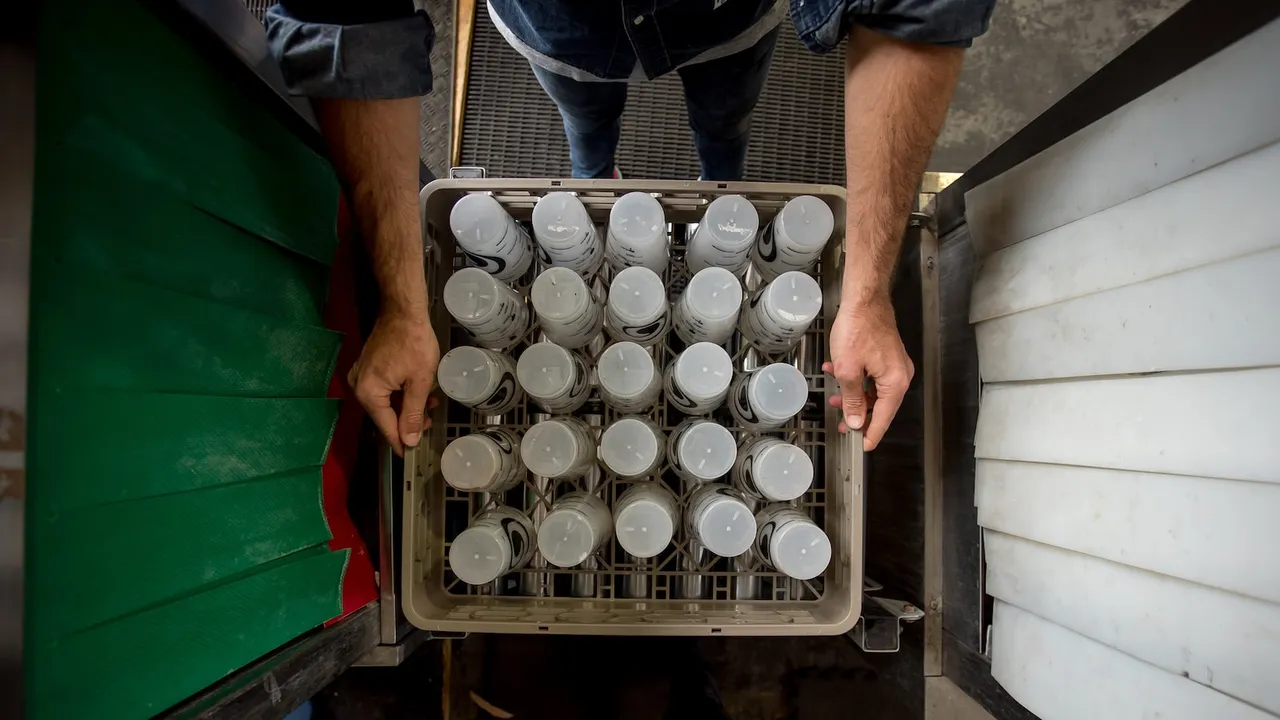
left=449, top=166, right=487, bottom=179
left=848, top=586, right=925, bottom=653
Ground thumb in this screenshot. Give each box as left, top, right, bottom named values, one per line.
left=840, top=368, right=867, bottom=433
left=399, top=376, right=430, bottom=449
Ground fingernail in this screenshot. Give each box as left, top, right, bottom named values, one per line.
left=847, top=414, right=862, bottom=430
left=405, top=432, right=421, bottom=447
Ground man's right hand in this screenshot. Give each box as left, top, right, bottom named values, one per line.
left=348, top=310, right=441, bottom=456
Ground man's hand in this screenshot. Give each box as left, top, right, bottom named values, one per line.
left=823, top=293, right=914, bottom=451
left=349, top=310, right=441, bottom=455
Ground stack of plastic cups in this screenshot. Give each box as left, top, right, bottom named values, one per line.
left=516, top=342, right=590, bottom=414
left=531, top=192, right=604, bottom=278
left=449, top=193, right=535, bottom=283
left=605, top=267, right=669, bottom=347
left=754, top=505, right=831, bottom=581
left=672, top=267, right=742, bottom=346
left=686, top=194, right=759, bottom=276
left=686, top=484, right=758, bottom=558
left=437, top=346, right=522, bottom=416
left=599, top=416, right=665, bottom=479
left=441, top=429, right=524, bottom=493
left=751, top=195, right=835, bottom=281
left=597, top=341, right=662, bottom=414
left=613, top=483, right=678, bottom=559
left=537, top=492, right=612, bottom=568
left=733, top=437, right=814, bottom=502
left=664, top=342, right=733, bottom=415
left=606, top=191, right=669, bottom=274
left=740, top=271, right=824, bottom=355
left=668, top=418, right=736, bottom=484
left=443, top=268, right=530, bottom=350
left=449, top=507, right=536, bottom=585
left=729, top=363, right=809, bottom=432
left=520, top=417, right=596, bottom=480
left=531, top=267, right=602, bottom=350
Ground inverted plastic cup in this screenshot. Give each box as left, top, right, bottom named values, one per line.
left=775, top=195, right=834, bottom=251
left=438, top=346, right=501, bottom=406
left=532, top=192, right=593, bottom=248
left=442, top=434, right=515, bottom=492
left=685, top=267, right=742, bottom=321
left=771, top=517, right=832, bottom=581
left=750, top=363, right=808, bottom=424
left=531, top=267, right=591, bottom=321
left=607, top=192, right=668, bottom=274
left=517, top=342, right=576, bottom=400
left=672, top=420, right=736, bottom=482
left=673, top=342, right=733, bottom=403
left=614, top=485, right=677, bottom=559
left=752, top=442, right=813, bottom=502
left=599, top=417, right=664, bottom=479
left=521, top=419, right=593, bottom=479
left=608, top=267, right=666, bottom=323
left=688, top=485, right=757, bottom=557
left=449, top=523, right=511, bottom=585
left=598, top=341, right=658, bottom=410
left=761, top=272, right=822, bottom=326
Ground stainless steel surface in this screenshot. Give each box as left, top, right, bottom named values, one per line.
left=377, top=443, right=401, bottom=645
left=352, top=629, right=430, bottom=668
left=848, top=594, right=926, bottom=653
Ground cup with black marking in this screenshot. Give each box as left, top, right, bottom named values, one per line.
left=449, top=506, right=536, bottom=585
left=531, top=267, right=603, bottom=350
left=538, top=492, right=612, bottom=567
left=686, top=194, right=759, bottom=276
left=664, top=342, right=733, bottom=415
left=441, top=428, right=524, bottom=493
left=449, top=193, right=534, bottom=283
left=599, top=416, right=665, bottom=479
left=729, top=363, right=808, bottom=432
left=531, top=192, right=604, bottom=277
left=443, top=268, right=530, bottom=351
left=437, top=346, right=522, bottom=416
left=685, top=483, right=757, bottom=558
left=598, top=341, right=661, bottom=414
left=520, top=417, right=596, bottom=479
left=672, top=267, right=742, bottom=346
left=516, top=342, right=590, bottom=414
left=733, top=437, right=814, bottom=502
left=751, top=195, right=835, bottom=281
left=754, top=504, right=831, bottom=581
left=668, top=418, right=736, bottom=484
left=606, top=266, right=669, bottom=347
left=613, top=482, right=678, bottom=559
left=740, top=271, right=823, bottom=354
left=606, top=191, right=668, bottom=274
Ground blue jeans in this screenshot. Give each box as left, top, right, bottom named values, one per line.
left=530, top=27, right=781, bottom=181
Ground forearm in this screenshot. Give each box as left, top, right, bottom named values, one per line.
left=842, top=27, right=963, bottom=305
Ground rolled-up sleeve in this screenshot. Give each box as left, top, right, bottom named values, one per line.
left=264, top=0, right=434, bottom=99
left=792, top=0, right=996, bottom=53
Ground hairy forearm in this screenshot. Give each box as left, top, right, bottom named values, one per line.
left=842, top=28, right=963, bottom=304
left=315, top=97, right=427, bottom=317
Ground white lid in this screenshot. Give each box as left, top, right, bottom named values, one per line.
left=608, top=267, right=666, bottom=321
left=676, top=422, right=736, bottom=481
left=772, top=520, right=831, bottom=580
left=762, top=272, right=823, bottom=325
left=437, top=346, right=496, bottom=404
left=751, top=364, right=808, bottom=421
left=615, top=498, right=674, bottom=558
left=598, top=342, right=655, bottom=399
left=684, top=268, right=742, bottom=321
left=531, top=267, right=589, bottom=320
left=776, top=195, right=835, bottom=249
left=517, top=342, right=575, bottom=399
left=443, top=268, right=501, bottom=321
left=600, top=418, right=661, bottom=477
left=609, top=192, right=665, bottom=242
left=521, top=420, right=584, bottom=478
left=442, top=435, right=502, bottom=491
left=532, top=192, right=592, bottom=246
left=674, top=343, right=733, bottom=400
left=449, top=194, right=507, bottom=248
left=538, top=509, right=598, bottom=567
left=754, top=443, right=814, bottom=501
left=696, top=496, right=757, bottom=557
left=449, top=525, right=511, bottom=584
left=703, top=195, right=759, bottom=244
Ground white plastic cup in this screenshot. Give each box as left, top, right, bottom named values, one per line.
left=734, top=437, right=814, bottom=502
left=449, top=506, right=536, bottom=585
left=613, top=483, right=678, bottom=559
left=685, top=483, right=757, bottom=558
left=597, top=341, right=661, bottom=414
left=531, top=267, right=603, bottom=349
left=443, top=268, right=530, bottom=351
left=441, top=428, right=524, bottom=493
left=667, top=418, right=736, bottom=483
left=437, top=346, right=522, bottom=416
left=599, top=416, right=666, bottom=479
left=740, top=271, right=823, bottom=354
left=754, top=504, right=831, bottom=581
left=606, top=191, right=668, bottom=274
left=538, top=491, right=612, bottom=567
left=672, top=267, right=742, bottom=346
left=531, top=192, right=604, bottom=278
left=605, top=266, right=669, bottom=347
left=686, top=194, right=759, bottom=276
left=520, top=417, right=596, bottom=479
left=516, top=342, right=590, bottom=414
left=729, top=363, right=809, bottom=431
left=751, top=195, right=835, bottom=281
left=663, top=342, right=733, bottom=415
left=449, top=193, right=535, bottom=283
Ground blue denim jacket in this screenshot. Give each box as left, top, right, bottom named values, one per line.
left=265, top=0, right=994, bottom=99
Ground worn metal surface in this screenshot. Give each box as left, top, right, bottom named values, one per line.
left=849, top=594, right=925, bottom=654
left=419, top=0, right=454, bottom=178
left=917, top=212, right=944, bottom=678
left=352, top=629, right=429, bottom=668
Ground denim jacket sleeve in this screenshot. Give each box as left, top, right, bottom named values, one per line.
left=792, top=0, right=996, bottom=53
left=263, top=0, right=434, bottom=99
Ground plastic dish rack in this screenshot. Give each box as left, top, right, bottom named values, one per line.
left=404, top=179, right=864, bottom=636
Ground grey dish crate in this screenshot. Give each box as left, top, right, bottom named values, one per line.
left=403, top=179, right=864, bottom=636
